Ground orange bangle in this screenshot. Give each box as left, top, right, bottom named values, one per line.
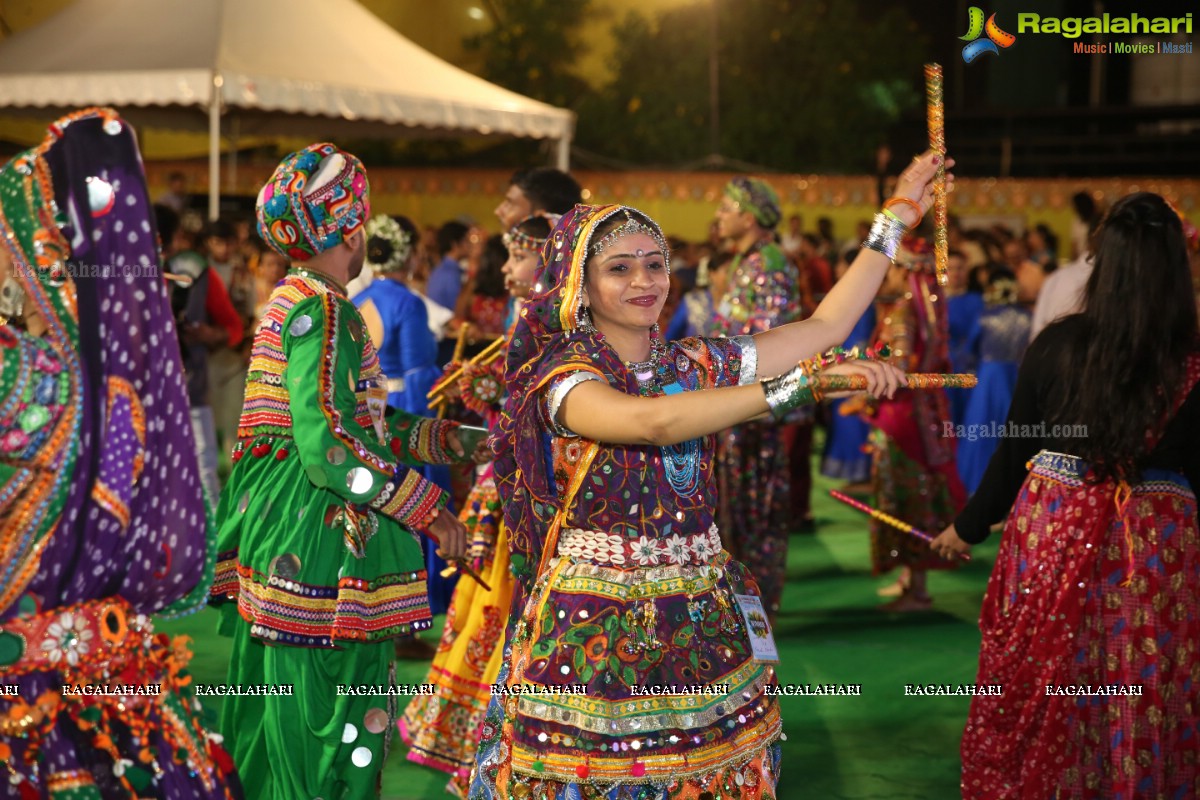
left=883, top=197, right=923, bottom=228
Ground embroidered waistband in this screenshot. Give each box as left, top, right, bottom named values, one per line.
left=222, top=555, right=433, bottom=647
left=1029, top=449, right=1192, bottom=493
left=0, top=596, right=145, bottom=679
left=1029, top=450, right=1087, bottom=479
left=557, top=524, right=723, bottom=568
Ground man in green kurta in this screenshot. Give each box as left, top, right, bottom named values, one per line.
left=211, top=143, right=470, bottom=800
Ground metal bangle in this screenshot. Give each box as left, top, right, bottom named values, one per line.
left=861, top=211, right=909, bottom=261
left=762, top=365, right=817, bottom=420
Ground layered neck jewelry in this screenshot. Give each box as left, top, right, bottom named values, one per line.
left=621, top=328, right=704, bottom=498
left=624, top=333, right=667, bottom=390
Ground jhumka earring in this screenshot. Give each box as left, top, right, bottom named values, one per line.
left=575, top=304, right=596, bottom=333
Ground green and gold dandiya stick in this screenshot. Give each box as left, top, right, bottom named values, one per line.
left=925, top=63, right=949, bottom=287
left=815, top=373, right=977, bottom=392
left=830, top=489, right=971, bottom=561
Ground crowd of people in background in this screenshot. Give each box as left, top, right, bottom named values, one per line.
left=154, top=174, right=1186, bottom=593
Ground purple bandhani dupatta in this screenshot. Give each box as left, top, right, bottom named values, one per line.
left=11, top=111, right=211, bottom=619
left=0, top=111, right=230, bottom=800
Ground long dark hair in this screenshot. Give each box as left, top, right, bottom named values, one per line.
left=1046, top=192, right=1198, bottom=483
left=515, top=214, right=553, bottom=243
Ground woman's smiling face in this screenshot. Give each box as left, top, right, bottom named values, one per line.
left=583, top=232, right=669, bottom=333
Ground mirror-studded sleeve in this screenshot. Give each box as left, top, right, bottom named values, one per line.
left=673, top=334, right=756, bottom=389
left=387, top=410, right=460, bottom=466
left=283, top=293, right=447, bottom=531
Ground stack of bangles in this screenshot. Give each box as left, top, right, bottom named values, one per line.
left=762, top=344, right=890, bottom=419
left=862, top=197, right=924, bottom=261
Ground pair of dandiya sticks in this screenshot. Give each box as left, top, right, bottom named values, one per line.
left=441, top=371, right=977, bottom=586
left=824, top=370, right=975, bottom=562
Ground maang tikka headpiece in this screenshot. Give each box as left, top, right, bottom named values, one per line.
left=589, top=210, right=671, bottom=273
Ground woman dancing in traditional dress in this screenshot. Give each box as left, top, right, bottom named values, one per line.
left=356, top=214, right=444, bottom=420
left=468, top=152, right=950, bottom=800
left=954, top=267, right=1030, bottom=494
left=401, top=214, right=553, bottom=796
left=0, top=109, right=235, bottom=798
left=856, top=239, right=966, bottom=610
left=932, top=192, right=1200, bottom=799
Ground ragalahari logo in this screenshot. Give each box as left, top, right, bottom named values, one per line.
left=960, top=7, right=1017, bottom=62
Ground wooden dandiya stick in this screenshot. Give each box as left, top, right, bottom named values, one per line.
left=435, top=325, right=473, bottom=419
left=925, top=63, right=949, bottom=287
left=440, top=558, right=493, bottom=592
left=830, top=489, right=970, bottom=561
left=814, top=373, right=977, bottom=392
left=453, top=322, right=471, bottom=362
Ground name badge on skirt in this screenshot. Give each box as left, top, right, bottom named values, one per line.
left=735, top=593, right=780, bottom=663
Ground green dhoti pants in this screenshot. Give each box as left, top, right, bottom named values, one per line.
left=220, top=613, right=393, bottom=800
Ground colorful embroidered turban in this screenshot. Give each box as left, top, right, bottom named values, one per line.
left=724, top=176, right=782, bottom=230
left=256, top=143, right=370, bottom=261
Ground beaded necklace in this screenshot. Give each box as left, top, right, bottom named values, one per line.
left=624, top=338, right=702, bottom=498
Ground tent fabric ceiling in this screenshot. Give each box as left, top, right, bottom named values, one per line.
left=0, top=0, right=574, bottom=141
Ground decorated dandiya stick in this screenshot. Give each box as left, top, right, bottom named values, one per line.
left=925, top=63, right=949, bottom=287
left=436, top=323, right=472, bottom=419
left=829, top=489, right=971, bottom=561
left=815, top=373, right=977, bottom=392
left=427, top=334, right=507, bottom=401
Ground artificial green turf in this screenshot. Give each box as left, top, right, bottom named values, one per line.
left=160, top=466, right=995, bottom=800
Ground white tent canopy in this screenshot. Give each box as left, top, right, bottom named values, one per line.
left=0, top=0, right=575, bottom=217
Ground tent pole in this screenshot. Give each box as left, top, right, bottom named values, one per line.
left=555, top=134, right=571, bottom=171
left=228, top=115, right=239, bottom=191
left=208, top=74, right=222, bottom=221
